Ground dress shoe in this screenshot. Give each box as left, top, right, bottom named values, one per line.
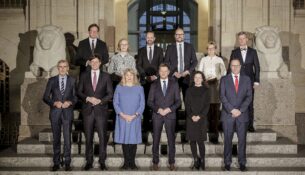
left=120, top=163, right=129, bottom=170
left=201, top=159, right=205, bottom=170
left=240, top=164, right=247, bottom=171
left=130, top=164, right=139, bottom=170
left=192, top=158, right=200, bottom=170
left=100, top=163, right=108, bottom=171
left=51, top=165, right=60, bottom=172
left=169, top=164, right=177, bottom=171
left=83, top=163, right=93, bottom=171
left=152, top=163, right=159, bottom=171
left=248, top=126, right=255, bottom=132
left=65, top=164, right=72, bottom=171
left=224, top=164, right=231, bottom=171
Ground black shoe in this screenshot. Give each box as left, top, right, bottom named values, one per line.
left=51, top=165, right=60, bottom=171
left=211, top=139, right=219, bottom=144
left=65, top=164, right=72, bottom=171
left=224, top=164, right=231, bottom=171
left=192, top=158, right=200, bottom=170
left=130, top=164, right=139, bottom=170
left=100, top=163, right=108, bottom=171
left=201, top=159, right=205, bottom=170
left=120, top=163, right=129, bottom=170
left=240, top=164, right=247, bottom=171
left=248, top=126, right=255, bottom=132
left=83, top=163, right=93, bottom=171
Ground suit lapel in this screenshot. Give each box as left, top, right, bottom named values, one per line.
left=165, top=79, right=172, bottom=97
left=62, top=76, right=71, bottom=98
left=229, top=75, right=238, bottom=95
left=54, top=75, right=60, bottom=95
left=237, top=49, right=244, bottom=64
left=94, top=71, right=103, bottom=93
left=244, top=48, right=251, bottom=64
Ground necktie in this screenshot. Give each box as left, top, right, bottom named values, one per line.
left=240, top=48, right=247, bottom=51
left=91, top=39, right=95, bottom=55
left=179, top=44, right=183, bottom=73
left=234, top=75, right=239, bottom=93
left=149, top=46, right=152, bottom=63
left=162, top=80, right=167, bottom=96
left=93, top=71, right=97, bottom=91
left=60, top=77, right=65, bottom=95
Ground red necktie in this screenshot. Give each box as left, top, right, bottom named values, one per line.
left=234, top=75, right=239, bottom=93
left=93, top=71, right=97, bottom=91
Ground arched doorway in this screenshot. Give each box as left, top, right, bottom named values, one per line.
left=128, top=0, right=198, bottom=51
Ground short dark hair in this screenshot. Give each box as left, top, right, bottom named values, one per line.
left=89, top=54, right=102, bottom=62
left=237, top=31, right=247, bottom=38
left=146, top=31, right=155, bottom=36
left=189, top=71, right=209, bottom=87
left=88, top=23, right=100, bottom=32
left=230, top=57, right=241, bottom=64
left=159, top=63, right=170, bottom=70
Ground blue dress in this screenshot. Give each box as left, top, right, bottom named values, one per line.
left=113, top=85, right=145, bottom=144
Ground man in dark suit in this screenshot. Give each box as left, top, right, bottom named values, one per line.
left=77, top=54, right=113, bottom=171
left=148, top=63, right=181, bottom=171
left=228, top=31, right=260, bottom=132
left=220, top=58, right=253, bottom=172
left=43, top=60, right=78, bottom=172
left=164, top=28, right=197, bottom=100
left=75, top=23, right=109, bottom=74
left=137, top=31, right=164, bottom=131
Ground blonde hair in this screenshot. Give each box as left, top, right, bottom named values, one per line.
left=120, top=68, right=140, bottom=86
left=207, top=41, right=217, bottom=49
left=117, top=38, right=129, bottom=52
left=57, top=59, right=69, bottom=67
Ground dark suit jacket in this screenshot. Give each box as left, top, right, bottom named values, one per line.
left=136, top=45, right=164, bottom=79
left=229, top=47, right=260, bottom=84
left=77, top=71, right=113, bottom=118
left=220, top=74, right=252, bottom=123
left=75, top=38, right=109, bottom=73
left=43, top=75, right=78, bottom=120
left=164, top=42, right=198, bottom=81
left=147, top=78, right=181, bottom=120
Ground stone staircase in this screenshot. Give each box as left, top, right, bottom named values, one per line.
left=0, top=127, right=305, bottom=174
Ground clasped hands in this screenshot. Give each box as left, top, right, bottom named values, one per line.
left=173, top=71, right=190, bottom=79
left=157, top=108, right=172, bottom=117
left=120, top=112, right=137, bottom=122
left=231, top=109, right=241, bottom=118
left=86, top=97, right=102, bottom=106
left=53, top=101, right=72, bottom=109
left=191, top=115, right=201, bottom=122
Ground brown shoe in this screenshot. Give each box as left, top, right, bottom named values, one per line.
left=152, top=164, right=159, bottom=171
left=169, top=164, right=177, bottom=171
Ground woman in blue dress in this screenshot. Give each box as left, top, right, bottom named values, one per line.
left=113, top=68, right=145, bottom=170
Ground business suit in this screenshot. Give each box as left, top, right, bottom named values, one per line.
left=43, top=75, right=77, bottom=166
left=77, top=70, right=113, bottom=165
left=220, top=74, right=252, bottom=167
left=75, top=38, right=109, bottom=74
left=136, top=45, right=164, bottom=131
left=164, top=42, right=198, bottom=99
left=147, top=78, right=181, bottom=164
left=228, top=47, right=260, bottom=129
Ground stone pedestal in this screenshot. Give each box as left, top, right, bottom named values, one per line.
left=254, top=72, right=297, bottom=142
left=19, top=72, right=51, bottom=141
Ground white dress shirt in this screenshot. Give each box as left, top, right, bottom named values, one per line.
left=89, top=37, right=97, bottom=49
left=240, top=46, right=247, bottom=63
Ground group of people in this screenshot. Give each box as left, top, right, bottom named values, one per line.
left=43, top=23, right=260, bottom=172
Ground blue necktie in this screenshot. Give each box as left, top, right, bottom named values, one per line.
left=162, top=80, right=167, bottom=96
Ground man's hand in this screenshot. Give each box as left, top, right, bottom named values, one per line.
left=86, top=97, right=101, bottom=106
left=173, top=72, right=181, bottom=79
left=253, top=82, right=259, bottom=89
left=158, top=108, right=166, bottom=116
left=150, top=75, right=158, bottom=81
left=231, top=109, right=241, bottom=118
left=163, top=108, right=172, bottom=116
left=181, top=70, right=190, bottom=77
left=62, top=101, right=72, bottom=108
left=53, top=101, right=63, bottom=108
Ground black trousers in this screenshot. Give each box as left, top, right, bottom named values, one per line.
left=207, top=104, right=221, bottom=140
left=178, top=77, right=189, bottom=102
left=248, top=90, right=255, bottom=128
left=190, top=141, right=205, bottom=160
left=142, top=82, right=153, bottom=132
left=50, top=112, right=72, bottom=166
left=83, top=110, right=108, bottom=164
left=122, top=144, right=137, bottom=166
left=152, top=117, right=176, bottom=164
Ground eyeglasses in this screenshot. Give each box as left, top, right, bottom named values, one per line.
left=175, top=34, right=184, bottom=36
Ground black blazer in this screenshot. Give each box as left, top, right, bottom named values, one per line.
left=43, top=75, right=78, bottom=120
left=136, top=45, right=164, bottom=79
left=147, top=78, right=181, bottom=120
left=164, top=42, right=198, bottom=77
left=77, top=71, right=113, bottom=117
left=228, top=47, right=260, bottom=84
left=220, top=74, right=253, bottom=123
left=75, top=38, right=109, bottom=73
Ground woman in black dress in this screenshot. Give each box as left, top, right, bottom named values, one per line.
left=185, top=71, right=210, bottom=170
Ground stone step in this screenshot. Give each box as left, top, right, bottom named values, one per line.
left=0, top=154, right=304, bottom=168
left=17, top=137, right=296, bottom=155
left=38, top=129, right=277, bottom=143
left=1, top=167, right=305, bottom=174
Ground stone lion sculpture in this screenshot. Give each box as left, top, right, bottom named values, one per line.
left=30, top=25, right=66, bottom=77
left=255, top=26, right=289, bottom=78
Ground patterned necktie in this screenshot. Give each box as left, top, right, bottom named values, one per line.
left=234, top=75, right=239, bottom=93
left=179, top=44, right=183, bottom=73
left=162, top=80, right=167, bottom=96
left=149, top=46, right=152, bottom=63
left=60, top=77, right=65, bottom=95
left=91, top=39, right=95, bottom=55
left=92, top=71, right=97, bottom=91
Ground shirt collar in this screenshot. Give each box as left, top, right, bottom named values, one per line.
left=176, top=42, right=184, bottom=46
left=91, top=69, right=100, bottom=74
